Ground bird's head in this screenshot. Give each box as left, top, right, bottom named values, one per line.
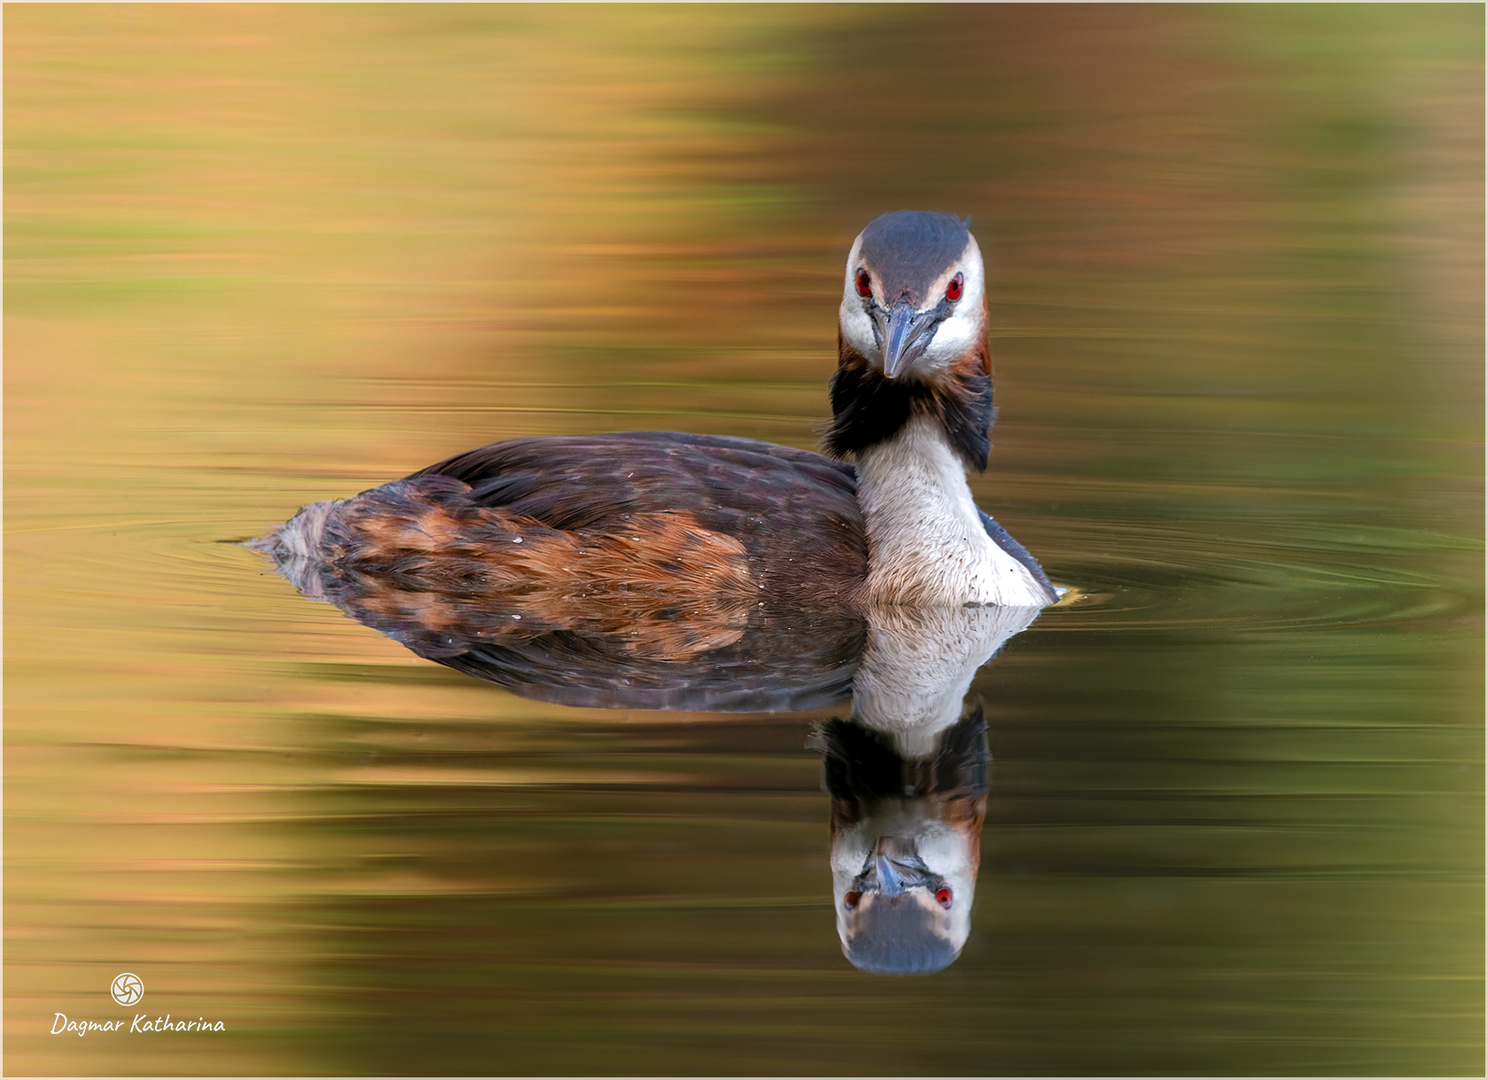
left=832, top=824, right=979, bottom=975
left=838, top=210, right=988, bottom=383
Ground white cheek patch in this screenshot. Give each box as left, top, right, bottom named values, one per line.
left=838, top=299, right=879, bottom=359
left=915, top=821, right=976, bottom=877
left=838, top=231, right=881, bottom=360
left=920, top=310, right=980, bottom=371
left=831, top=820, right=874, bottom=879
left=919, top=235, right=986, bottom=371
left=916, top=822, right=977, bottom=943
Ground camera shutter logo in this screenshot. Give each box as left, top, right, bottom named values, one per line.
left=110, top=973, right=143, bottom=1007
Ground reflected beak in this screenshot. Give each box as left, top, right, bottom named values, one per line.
left=876, top=853, right=908, bottom=896
left=870, top=835, right=929, bottom=898
left=880, top=301, right=936, bottom=379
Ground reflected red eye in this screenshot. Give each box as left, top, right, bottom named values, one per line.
left=945, top=273, right=964, bottom=302
left=844, top=891, right=862, bottom=910
left=935, top=888, right=953, bottom=909
left=855, top=269, right=873, bottom=298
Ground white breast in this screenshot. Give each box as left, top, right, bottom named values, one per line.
left=853, top=416, right=1053, bottom=608
left=850, top=602, right=1042, bottom=758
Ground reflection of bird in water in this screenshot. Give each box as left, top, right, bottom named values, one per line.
left=266, top=473, right=1039, bottom=972
left=257, top=210, right=1056, bottom=626
left=818, top=710, right=989, bottom=976
left=817, top=601, right=1035, bottom=975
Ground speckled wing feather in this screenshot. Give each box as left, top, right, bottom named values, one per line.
left=414, top=431, right=870, bottom=606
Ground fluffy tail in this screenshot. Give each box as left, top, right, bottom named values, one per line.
left=245, top=498, right=344, bottom=600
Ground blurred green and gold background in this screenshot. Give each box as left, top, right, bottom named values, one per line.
left=6, top=5, right=1482, bottom=1075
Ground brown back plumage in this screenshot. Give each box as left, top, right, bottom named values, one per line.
left=326, top=431, right=869, bottom=608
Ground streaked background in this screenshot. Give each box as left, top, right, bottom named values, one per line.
left=6, top=5, right=1482, bottom=1074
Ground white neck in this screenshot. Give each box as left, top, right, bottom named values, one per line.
left=854, top=415, right=1051, bottom=608
left=850, top=602, right=1043, bottom=757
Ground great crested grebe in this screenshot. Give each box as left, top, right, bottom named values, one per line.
left=262, top=211, right=1056, bottom=610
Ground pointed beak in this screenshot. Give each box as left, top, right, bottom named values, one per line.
left=876, top=853, right=909, bottom=896
left=871, top=835, right=929, bottom=898
left=879, top=301, right=937, bottom=380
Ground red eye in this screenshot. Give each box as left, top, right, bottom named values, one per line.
left=945, top=273, right=964, bottom=302
left=855, top=269, right=873, bottom=298
left=844, top=891, right=862, bottom=910
left=935, top=888, right=953, bottom=909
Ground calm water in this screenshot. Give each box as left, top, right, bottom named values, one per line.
left=6, top=5, right=1483, bottom=1075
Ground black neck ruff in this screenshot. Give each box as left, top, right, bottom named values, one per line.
left=823, top=363, right=995, bottom=472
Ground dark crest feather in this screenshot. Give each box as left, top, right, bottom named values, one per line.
left=818, top=708, right=989, bottom=811
left=859, top=211, right=973, bottom=309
